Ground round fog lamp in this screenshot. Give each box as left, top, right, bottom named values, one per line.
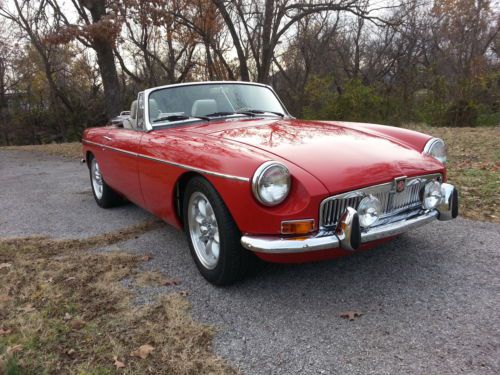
left=422, top=180, right=442, bottom=209
left=358, top=195, right=382, bottom=228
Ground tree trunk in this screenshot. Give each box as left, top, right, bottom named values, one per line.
left=204, top=40, right=215, bottom=80
left=212, top=0, right=250, bottom=81
left=257, top=0, right=275, bottom=83
left=80, top=0, right=122, bottom=120
left=94, top=40, right=122, bottom=119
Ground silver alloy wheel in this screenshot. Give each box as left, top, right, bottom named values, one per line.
left=91, top=158, right=104, bottom=200
left=188, top=191, right=220, bottom=270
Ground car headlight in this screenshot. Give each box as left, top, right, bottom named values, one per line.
left=423, top=138, right=447, bottom=163
left=357, top=195, right=382, bottom=228
left=421, top=180, right=442, bottom=209
left=252, top=161, right=291, bottom=206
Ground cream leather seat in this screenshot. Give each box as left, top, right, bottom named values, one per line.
left=123, top=100, right=137, bottom=129
left=191, top=99, right=218, bottom=117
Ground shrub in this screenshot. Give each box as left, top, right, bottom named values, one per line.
left=439, top=100, right=479, bottom=127
left=303, top=77, right=387, bottom=123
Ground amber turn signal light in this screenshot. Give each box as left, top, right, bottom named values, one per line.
left=281, top=219, right=315, bottom=235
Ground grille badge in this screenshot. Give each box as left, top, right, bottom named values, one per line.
left=394, top=176, right=407, bottom=193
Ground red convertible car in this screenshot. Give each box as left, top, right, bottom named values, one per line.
left=82, top=81, right=458, bottom=285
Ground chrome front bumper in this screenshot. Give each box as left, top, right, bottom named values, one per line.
left=241, top=183, right=458, bottom=254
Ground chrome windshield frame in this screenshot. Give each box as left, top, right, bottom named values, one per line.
left=142, top=81, right=292, bottom=131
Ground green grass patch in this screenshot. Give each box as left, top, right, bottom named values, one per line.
left=406, top=125, right=500, bottom=223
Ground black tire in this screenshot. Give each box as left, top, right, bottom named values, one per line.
left=88, top=154, right=123, bottom=208
left=183, top=176, right=253, bottom=285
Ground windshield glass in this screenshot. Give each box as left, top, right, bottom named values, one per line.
left=148, top=83, right=286, bottom=125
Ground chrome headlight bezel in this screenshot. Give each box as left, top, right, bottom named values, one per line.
left=252, top=161, right=291, bottom=206
left=423, top=138, right=447, bottom=164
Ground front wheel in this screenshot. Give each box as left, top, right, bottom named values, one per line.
left=183, top=176, right=252, bottom=285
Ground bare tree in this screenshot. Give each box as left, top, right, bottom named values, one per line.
left=212, top=0, right=391, bottom=83
left=0, top=20, right=22, bottom=144
left=115, top=0, right=200, bottom=86
left=430, top=0, right=499, bottom=79
left=46, top=0, right=123, bottom=119
left=0, top=0, right=78, bottom=139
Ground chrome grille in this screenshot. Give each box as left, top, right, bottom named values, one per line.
left=319, top=174, right=441, bottom=228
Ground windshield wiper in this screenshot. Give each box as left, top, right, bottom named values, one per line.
left=152, top=115, right=207, bottom=123
left=169, top=109, right=283, bottom=122
left=240, top=109, right=285, bottom=117
left=203, top=111, right=240, bottom=118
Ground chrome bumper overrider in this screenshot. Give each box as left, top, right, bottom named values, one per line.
left=241, top=183, right=458, bottom=254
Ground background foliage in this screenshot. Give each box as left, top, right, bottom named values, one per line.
left=0, top=0, right=498, bottom=145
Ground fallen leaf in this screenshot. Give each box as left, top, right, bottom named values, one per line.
left=6, top=344, right=23, bottom=355
left=130, top=344, right=154, bottom=359
left=179, top=290, right=190, bottom=297
left=339, top=311, right=363, bottom=321
left=161, top=278, right=180, bottom=286
left=0, top=328, right=13, bottom=336
left=63, top=313, right=72, bottom=321
left=0, top=263, right=12, bottom=270
left=113, top=356, right=126, bottom=369
left=0, top=295, right=13, bottom=303
left=69, top=319, right=86, bottom=330
left=18, top=304, right=36, bottom=313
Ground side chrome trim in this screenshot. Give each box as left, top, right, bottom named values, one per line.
left=82, top=139, right=250, bottom=182
left=241, top=209, right=440, bottom=254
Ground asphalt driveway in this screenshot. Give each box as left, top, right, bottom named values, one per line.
left=1, top=150, right=499, bottom=374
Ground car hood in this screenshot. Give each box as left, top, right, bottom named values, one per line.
left=185, top=118, right=443, bottom=193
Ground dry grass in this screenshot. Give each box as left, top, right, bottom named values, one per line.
left=0, top=221, right=236, bottom=375
left=406, top=125, right=500, bottom=224
left=2, top=142, right=82, bottom=159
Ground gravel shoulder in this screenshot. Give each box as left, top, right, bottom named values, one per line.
left=1, top=149, right=499, bottom=374
left=0, top=150, right=153, bottom=238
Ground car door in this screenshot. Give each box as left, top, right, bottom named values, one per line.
left=138, top=127, right=191, bottom=226
left=101, top=94, right=145, bottom=206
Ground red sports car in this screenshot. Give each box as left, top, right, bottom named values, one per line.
left=82, top=81, right=458, bottom=285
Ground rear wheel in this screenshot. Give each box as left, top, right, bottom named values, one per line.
left=88, top=154, right=123, bottom=208
left=183, top=176, right=252, bottom=285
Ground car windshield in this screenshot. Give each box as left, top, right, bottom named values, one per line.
left=148, top=83, right=286, bottom=125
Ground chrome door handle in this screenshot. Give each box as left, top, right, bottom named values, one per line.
left=103, top=136, right=112, bottom=141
